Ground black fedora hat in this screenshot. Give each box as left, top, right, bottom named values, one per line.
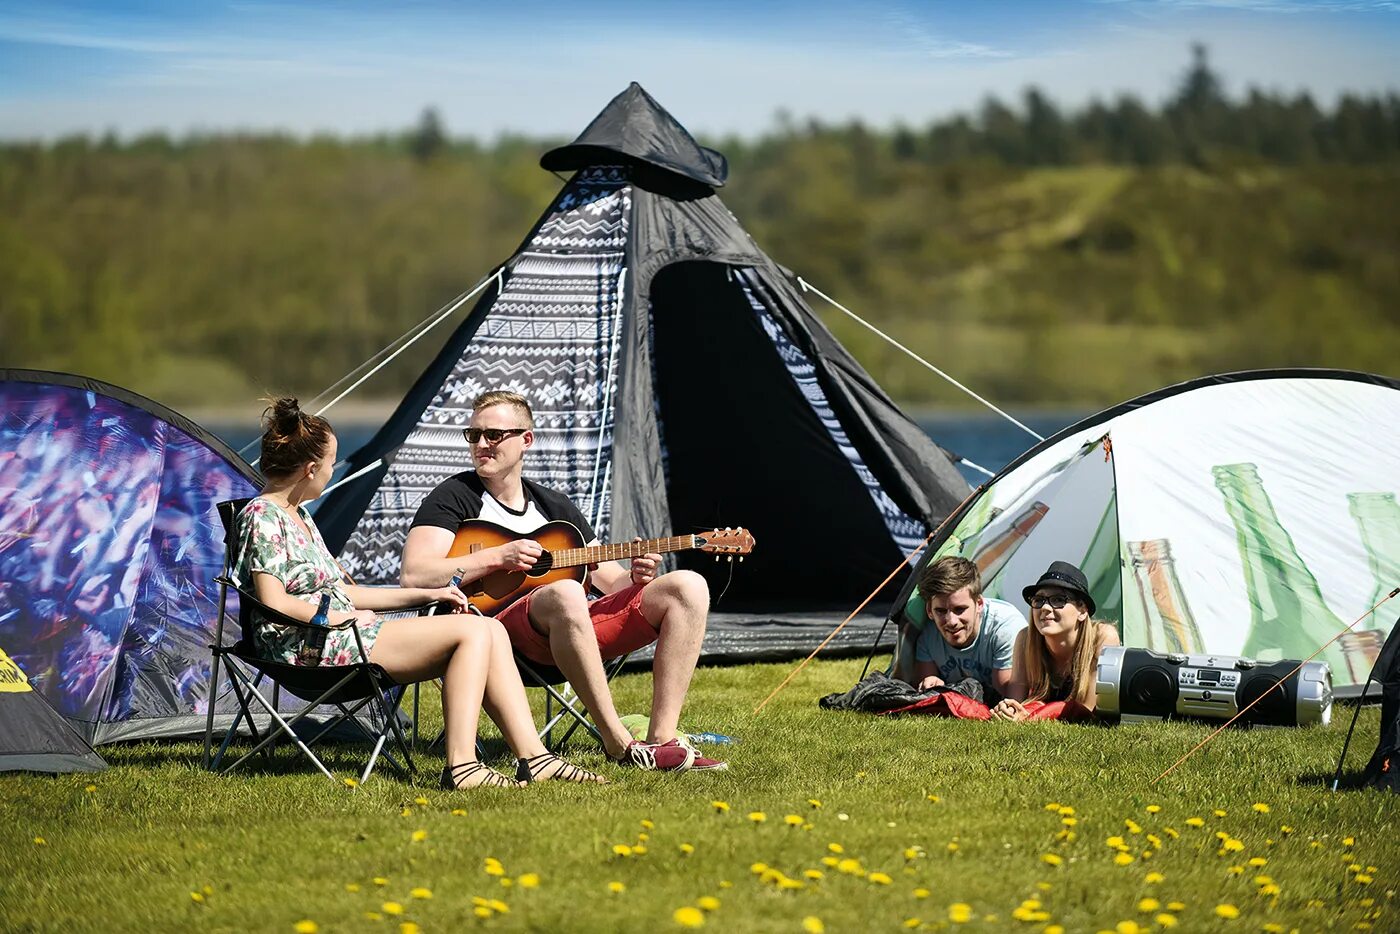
left=1022, top=561, right=1096, bottom=615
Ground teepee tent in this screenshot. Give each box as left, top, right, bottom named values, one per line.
left=316, top=84, right=969, bottom=653
left=0, top=370, right=261, bottom=742
left=885, top=370, right=1400, bottom=696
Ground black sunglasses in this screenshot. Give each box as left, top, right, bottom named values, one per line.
left=1029, top=592, right=1074, bottom=609
left=463, top=427, right=529, bottom=444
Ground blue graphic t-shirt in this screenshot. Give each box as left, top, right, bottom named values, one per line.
left=913, top=597, right=1027, bottom=687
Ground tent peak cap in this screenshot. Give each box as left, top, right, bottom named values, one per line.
left=540, top=81, right=728, bottom=188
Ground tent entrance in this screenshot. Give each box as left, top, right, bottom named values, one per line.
left=648, top=261, right=909, bottom=612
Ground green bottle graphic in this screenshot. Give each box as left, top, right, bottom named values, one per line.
left=1128, top=538, right=1203, bottom=653
left=1345, top=492, right=1400, bottom=680
left=1213, top=463, right=1348, bottom=675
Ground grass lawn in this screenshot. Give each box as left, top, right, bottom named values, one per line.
left=1, top=657, right=1393, bottom=933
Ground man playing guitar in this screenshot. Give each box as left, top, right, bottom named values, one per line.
left=399, top=390, right=724, bottom=773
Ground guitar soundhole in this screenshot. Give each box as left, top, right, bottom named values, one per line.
left=528, top=553, right=555, bottom=577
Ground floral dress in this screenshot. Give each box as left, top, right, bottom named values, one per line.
left=232, top=497, right=384, bottom=666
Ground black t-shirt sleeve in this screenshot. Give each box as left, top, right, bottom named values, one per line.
left=410, top=475, right=483, bottom=532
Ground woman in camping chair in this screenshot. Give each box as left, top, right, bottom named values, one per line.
left=234, top=397, right=605, bottom=789
left=992, top=561, right=1120, bottom=721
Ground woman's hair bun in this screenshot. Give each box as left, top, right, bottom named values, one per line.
left=258, top=396, right=332, bottom=478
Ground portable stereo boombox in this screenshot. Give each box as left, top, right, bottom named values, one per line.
left=1096, top=646, right=1332, bottom=727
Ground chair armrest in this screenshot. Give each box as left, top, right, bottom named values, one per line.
left=217, top=576, right=357, bottom=631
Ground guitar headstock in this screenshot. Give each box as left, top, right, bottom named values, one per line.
left=696, top=527, right=755, bottom=561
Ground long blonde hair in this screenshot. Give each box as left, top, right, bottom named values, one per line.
left=1018, top=601, right=1107, bottom=706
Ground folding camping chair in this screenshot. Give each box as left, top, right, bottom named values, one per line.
left=203, top=499, right=419, bottom=785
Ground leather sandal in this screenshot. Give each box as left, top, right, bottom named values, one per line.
left=440, top=760, right=522, bottom=790
left=516, top=752, right=609, bottom=784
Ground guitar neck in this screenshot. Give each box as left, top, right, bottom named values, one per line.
left=549, top=535, right=698, bottom=570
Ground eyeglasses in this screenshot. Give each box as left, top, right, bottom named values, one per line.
left=1029, top=592, right=1074, bottom=609
left=463, top=427, right=529, bottom=445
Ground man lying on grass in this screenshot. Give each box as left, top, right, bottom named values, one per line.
left=904, top=556, right=1027, bottom=705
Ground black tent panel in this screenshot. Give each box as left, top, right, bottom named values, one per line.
left=0, top=648, right=106, bottom=774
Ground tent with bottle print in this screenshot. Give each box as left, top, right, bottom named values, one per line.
left=0, top=370, right=262, bottom=742
left=314, top=83, right=971, bottom=660
left=885, top=370, right=1400, bottom=696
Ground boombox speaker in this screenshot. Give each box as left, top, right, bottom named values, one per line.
left=1096, top=646, right=1332, bottom=726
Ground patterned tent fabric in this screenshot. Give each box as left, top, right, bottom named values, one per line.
left=338, top=168, right=630, bottom=583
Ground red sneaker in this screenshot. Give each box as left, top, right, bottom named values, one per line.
left=679, top=735, right=728, bottom=771
left=614, top=738, right=695, bottom=772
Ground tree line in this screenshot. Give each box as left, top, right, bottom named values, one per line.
left=0, top=46, right=1396, bottom=411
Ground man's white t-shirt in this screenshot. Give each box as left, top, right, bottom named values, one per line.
left=913, top=597, right=1027, bottom=688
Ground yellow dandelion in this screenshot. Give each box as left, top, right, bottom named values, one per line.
left=190, top=892, right=205, bottom=904
left=1062, top=816, right=1079, bottom=827
left=747, top=811, right=766, bottom=823
left=1259, top=883, right=1281, bottom=896
left=672, top=906, right=705, bottom=928
left=903, top=919, right=921, bottom=929
left=410, top=829, right=427, bottom=843
left=1146, top=804, right=1162, bottom=813
left=365, top=913, right=382, bottom=922
left=679, top=843, right=695, bottom=856
left=1044, top=801, right=1062, bottom=811
left=1058, top=806, right=1075, bottom=816
left=1146, top=834, right=1162, bottom=850
left=345, top=883, right=361, bottom=893
left=84, top=784, right=97, bottom=793
left=1041, top=853, right=1064, bottom=867
left=1124, top=819, right=1141, bottom=834
left=910, top=887, right=929, bottom=898
left=785, top=814, right=803, bottom=826
left=1248, top=857, right=1267, bottom=867
left=828, top=842, right=846, bottom=854
left=1251, top=802, right=1271, bottom=814
left=293, top=922, right=318, bottom=934
left=869, top=872, right=893, bottom=885
left=697, top=896, right=720, bottom=912
left=202, top=885, right=214, bottom=896
left=1185, top=817, right=1205, bottom=827
left=1037, top=882, right=1053, bottom=892
left=1227, top=866, right=1244, bottom=875
left=400, top=924, right=421, bottom=934
left=342, top=777, right=358, bottom=788
left=1164, top=827, right=1180, bottom=838
left=414, top=796, right=429, bottom=806
left=613, top=844, right=633, bottom=857
left=711, top=800, right=729, bottom=813
left=1167, top=902, right=1186, bottom=912
left=926, top=793, right=941, bottom=802
left=1280, top=825, right=1295, bottom=834
left=399, top=807, right=411, bottom=817
left=948, top=903, right=974, bottom=924
left=1214, top=904, right=1240, bottom=919
left=750, top=862, right=769, bottom=874
left=484, top=857, right=505, bottom=874
left=821, top=856, right=839, bottom=867
left=373, top=877, right=389, bottom=886
left=1261, top=925, right=1285, bottom=934
left=805, top=869, right=824, bottom=880
left=450, top=808, right=466, bottom=816
left=1343, top=836, right=1356, bottom=846
left=631, top=845, right=647, bottom=856
left=409, top=886, right=431, bottom=899
left=608, top=881, right=625, bottom=894
left=904, top=846, right=923, bottom=860
left=1114, top=853, right=1135, bottom=866
left=1046, top=927, right=1065, bottom=934
left=640, top=818, right=655, bottom=829
left=719, top=880, right=733, bottom=889
left=1116, top=922, right=1145, bottom=934
left=836, top=858, right=861, bottom=875
left=1356, top=874, right=1374, bottom=885
left=1138, top=897, right=1160, bottom=912
left=1156, top=914, right=1178, bottom=928
left=1145, top=872, right=1165, bottom=884
left=473, top=906, right=492, bottom=919
left=1107, top=835, right=1127, bottom=849
left=946, top=842, right=960, bottom=853
left=1223, top=838, right=1245, bottom=852
left=32, top=837, right=45, bottom=846
left=382, top=902, right=404, bottom=916
left=488, top=899, right=509, bottom=914
left=802, top=918, right=825, bottom=934
left=1214, top=809, right=1227, bottom=818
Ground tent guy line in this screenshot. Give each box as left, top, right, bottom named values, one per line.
left=1152, top=586, right=1400, bottom=786
left=797, top=275, right=1046, bottom=443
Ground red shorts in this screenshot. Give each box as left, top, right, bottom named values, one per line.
left=496, top=583, right=658, bottom=667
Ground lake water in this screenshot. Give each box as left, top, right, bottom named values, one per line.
left=211, top=409, right=1087, bottom=493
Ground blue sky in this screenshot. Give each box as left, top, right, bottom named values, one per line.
left=2, top=0, right=1398, bottom=141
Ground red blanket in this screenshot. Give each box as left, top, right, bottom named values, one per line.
left=882, top=692, right=1092, bottom=721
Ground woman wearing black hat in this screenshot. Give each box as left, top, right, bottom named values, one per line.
left=991, top=561, right=1120, bottom=721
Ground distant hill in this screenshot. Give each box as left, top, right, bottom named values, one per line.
left=3, top=53, right=1397, bottom=410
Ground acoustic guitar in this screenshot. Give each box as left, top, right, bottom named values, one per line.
left=448, top=519, right=756, bottom=615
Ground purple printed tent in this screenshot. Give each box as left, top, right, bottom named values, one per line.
left=0, top=370, right=261, bottom=743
